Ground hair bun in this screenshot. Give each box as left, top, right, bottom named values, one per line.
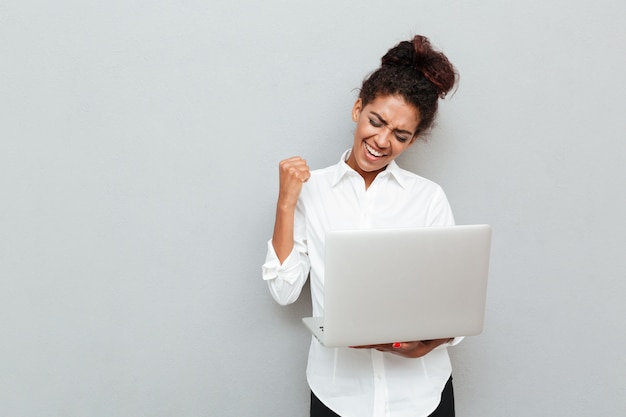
left=381, top=35, right=457, bottom=98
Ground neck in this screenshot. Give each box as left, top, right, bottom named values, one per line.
left=345, top=149, right=387, bottom=189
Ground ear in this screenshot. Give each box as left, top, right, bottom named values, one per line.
left=351, top=98, right=363, bottom=122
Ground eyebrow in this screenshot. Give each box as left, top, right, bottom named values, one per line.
left=370, top=112, right=414, bottom=136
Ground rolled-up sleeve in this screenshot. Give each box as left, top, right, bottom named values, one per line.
left=262, top=240, right=310, bottom=306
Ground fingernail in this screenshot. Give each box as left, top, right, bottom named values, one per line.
left=392, top=342, right=402, bottom=348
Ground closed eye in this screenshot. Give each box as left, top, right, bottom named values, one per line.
left=369, top=112, right=413, bottom=141
left=369, top=118, right=382, bottom=127
left=394, top=133, right=409, bottom=143
left=370, top=119, right=409, bottom=142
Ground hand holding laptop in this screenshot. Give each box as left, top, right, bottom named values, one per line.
left=350, top=338, right=453, bottom=358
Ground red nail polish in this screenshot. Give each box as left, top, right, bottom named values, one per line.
left=392, top=342, right=402, bottom=348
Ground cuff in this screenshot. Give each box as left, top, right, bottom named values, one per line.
left=261, top=240, right=302, bottom=285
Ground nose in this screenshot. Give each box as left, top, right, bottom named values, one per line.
left=374, top=126, right=392, bottom=148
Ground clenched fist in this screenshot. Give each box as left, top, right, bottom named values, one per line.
left=277, top=156, right=311, bottom=209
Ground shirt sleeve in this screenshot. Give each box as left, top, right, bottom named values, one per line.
left=261, top=240, right=310, bottom=306
left=439, top=336, right=464, bottom=348
left=427, top=186, right=456, bottom=226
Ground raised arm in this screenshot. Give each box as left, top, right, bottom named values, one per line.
left=262, top=157, right=312, bottom=306
left=271, top=156, right=311, bottom=263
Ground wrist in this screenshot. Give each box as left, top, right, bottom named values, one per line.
left=276, top=198, right=297, bottom=213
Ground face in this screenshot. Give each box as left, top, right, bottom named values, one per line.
left=346, top=95, right=421, bottom=185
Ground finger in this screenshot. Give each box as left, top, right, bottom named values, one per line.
left=288, top=165, right=310, bottom=183
left=281, top=160, right=309, bottom=176
left=284, top=156, right=306, bottom=163
left=291, top=168, right=310, bottom=183
left=281, top=156, right=308, bottom=170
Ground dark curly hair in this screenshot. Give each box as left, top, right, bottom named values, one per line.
left=359, top=35, right=458, bottom=138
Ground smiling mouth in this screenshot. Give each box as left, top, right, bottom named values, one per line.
left=365, top=142, right=384, bottom=157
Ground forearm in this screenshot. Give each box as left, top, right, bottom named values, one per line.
left=402, top=338, right=454, bottom=359
left=271, top=202, right=296, bottom=264
left=352, top=338, right=454, bottom=358
left=264, top=199, right=310, bottom=306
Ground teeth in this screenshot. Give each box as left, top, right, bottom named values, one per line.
left=365, top=143, right=383, bottom=157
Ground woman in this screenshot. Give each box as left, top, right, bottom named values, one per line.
left=262, top=35, right=460, bottom=417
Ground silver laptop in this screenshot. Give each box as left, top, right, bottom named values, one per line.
left=303, top=224, right=492, bottom=347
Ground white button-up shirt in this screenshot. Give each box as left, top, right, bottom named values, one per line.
left=263, top=151, right=461, bottom=417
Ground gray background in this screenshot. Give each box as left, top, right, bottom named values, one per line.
left=1, top=0, right=625, bottom=416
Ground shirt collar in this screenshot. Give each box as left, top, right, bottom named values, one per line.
left=332, top=149, right=407, bottom=189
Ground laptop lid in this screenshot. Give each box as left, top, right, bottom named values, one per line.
left=303, top=224, right=492, bottom=347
